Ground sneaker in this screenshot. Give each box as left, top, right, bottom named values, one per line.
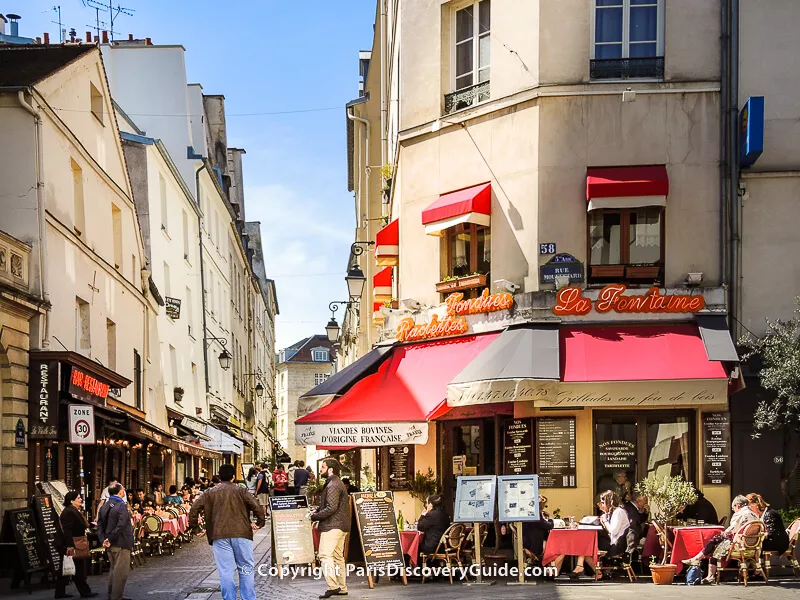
left=319, top=589, right=341, bottom=599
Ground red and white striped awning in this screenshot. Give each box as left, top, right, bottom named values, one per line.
left=586, top=166, right=669, bottom=211
left=375, top=219, right=399, bottom=267
left=421, top=182, right=491, bottom=235
left=373, top=266, right=392, bottom=302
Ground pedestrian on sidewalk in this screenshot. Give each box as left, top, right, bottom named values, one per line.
left=287, top=461, right=298, bottom=495
left=189, top=463, right=266, bottom=600
left=255, top=463, right=271, bottom=514
left=294, top=460, right=310, bottom=496
left=96, top=483, right=133, bottom=600
left=272, top=464, right=288, bottom=496
left=55, top=491, right=97, bottom=599
left=310, top=458, right=350, bottom=599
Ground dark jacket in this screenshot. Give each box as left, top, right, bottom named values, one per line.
left=310, top=475, right=350, bottom=533
left=188, top=482, right=265, bottom=545
left=762, top=507, right=790, bottom=553
left=522, top=518, right=554, bottom=557
left=97, top=496, right=134, bottom=550
left=59, top=505, right=89, bottom=552
left=624, top=501, right=648, bottom=537
left=294, top=468, right=310, bottom=488
left=417, top=507, right=451, bottom=555
left=677, top=494, right=719, bottom=525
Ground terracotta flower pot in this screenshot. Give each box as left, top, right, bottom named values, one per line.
left=650, top=563, right=677, bottom=585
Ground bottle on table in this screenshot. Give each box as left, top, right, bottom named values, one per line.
left=397, top=510, right=405, bottom=531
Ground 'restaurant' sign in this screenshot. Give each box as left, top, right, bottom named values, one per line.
left=165, top=297, right=181, bottom=319
left=28, top=359, right=59, bottom=438
left=68, top=366, right=110, bottom=403
left=295, top=422, right=428, bottom=447
left=702, top=412, right=731, bottom=485
left=396, top=289, right=513, bottom=342
left=553, top=284, right=705, bottom=316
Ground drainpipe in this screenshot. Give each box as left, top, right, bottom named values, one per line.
left=17, top=89, right=50, bottom=348
left=196, top=164, right=211, bottom=394
left=380, top=0, right=388, bottom=167
left=729, top=0, right=741, bottom=339
left=720, top=0, right=730, bottom=310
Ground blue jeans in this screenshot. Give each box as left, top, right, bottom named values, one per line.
left=212, top=538, right=255, bottom=600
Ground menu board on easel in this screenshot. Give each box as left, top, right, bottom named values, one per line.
left=504, top=419, right=533, bottom=475
left=536, top=418, right=577, bottom=488
left=32, top=494, right=63, bottom=576
left=352, top=491, right=406, bottom=588
left=453, top=475, right=497, bottom=523
left=1, top=508, right=47, bottom=576
left=269, top=495, right=314, bottom=566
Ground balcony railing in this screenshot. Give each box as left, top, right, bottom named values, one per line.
left=444, top=81, right=490, bottom=114
left=590, top=57, right=664, bottom=80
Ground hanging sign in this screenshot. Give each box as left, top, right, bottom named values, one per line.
left=28, top=359, right=59, bottom=439
left=553, top=284, right=705, bottom=316
left=68, top=404, right=96, bottom=444
left=68, top=366, right=111, bottom=402
left=295, top=422, right=427, bottom=447
left=740, top=96, right=764, bottom=168
left=165, top=297, right=181, bottom=319
left=395, top=289, right=513, bottom=342
left=702, top=412, right=731, bottom=485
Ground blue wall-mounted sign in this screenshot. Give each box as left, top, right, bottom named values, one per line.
left=540, top=253, right=584, bottom=284
left=740, top=96, right=764, bottom=168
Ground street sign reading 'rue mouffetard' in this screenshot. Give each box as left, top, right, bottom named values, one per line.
left=68, top=404, right=96, bottom=445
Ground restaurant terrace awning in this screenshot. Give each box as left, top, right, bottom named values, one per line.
left=295, top=333, right=499, bottom=447
left=202, top=424, right=244, bottom=455
left=373, top=266, right=392, bottom=302
left=586, top=166, right=669, bottom=211
left=422, top=182, right=491, bottom=235
left=375, top=219, right=399, bottom=266
left=446, top=325, right=560, bottom=407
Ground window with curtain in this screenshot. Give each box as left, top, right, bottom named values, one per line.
left=443, top=223, right=491, bottom=298
left=592, top=0, right=663, bottom=79
left=587, top=207, right=663, bottom=284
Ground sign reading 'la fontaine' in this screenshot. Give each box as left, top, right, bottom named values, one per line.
left=553, top=284, right=705, bottom=315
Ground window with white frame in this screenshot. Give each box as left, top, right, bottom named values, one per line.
left=592, top=0, right=664, bottom=79
left=311, top=348, right=329, bottom=362
left=446, top=0, right=490, bottom=112
left=315, top=373, right=330, bottom=386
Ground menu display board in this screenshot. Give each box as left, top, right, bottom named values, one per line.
left=1, top=509, right=46, bottom=574
left=536, top=418, right=577, bottom=488
left=352, top=491, right=405, bottom=574
left=598, top=440, right=636, bottom=472
left=32, top=494, right=62, bottom=575
left=503, top=419, right=533, bottom=475
left=453, top=475, right=497, bottom=523
left=702, top=412, right=731, bottom=485
left=387, top=446, right=414, bottom=491
left=269, top=495, right=314, bottom=565
left=497, top=475, right=540, bottom=522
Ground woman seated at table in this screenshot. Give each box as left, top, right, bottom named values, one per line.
left=522, top=495, right=554, bottom=559
left=551, top=490, right=630, bottom=581
left=747, top=492, right=789, bottom=554
left=682, top=494, right=759, bottom=583
left=165, top=485, right=183, bottom=505
left=416, top=495, right=451, bottom=558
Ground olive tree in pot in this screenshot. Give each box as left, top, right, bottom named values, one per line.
left=635, top=474, right=697, bottom=585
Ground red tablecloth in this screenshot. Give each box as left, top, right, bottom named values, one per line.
left=161, top=518, right=181, bottom=537
left=671, top=527, right=724, bottom=573
left=400, top=531, right=424, bottom=566
left=541, top=528, right=598, bottom=567
left=642, top=525, right=662, bottom=561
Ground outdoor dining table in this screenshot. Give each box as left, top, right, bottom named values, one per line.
left=400, top=530, right=424, bottom=566
left=541, top=527, right=599, bottom=568
left=642, top=525, right=724, bottom=573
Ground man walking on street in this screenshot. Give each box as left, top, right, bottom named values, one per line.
left=189, top=464, right=265, bottom=600
left=294, top=460, right=310, bottom=496
left=310, top=459, right=350, bottom=598
left=96, top=483, right=133, bottom=600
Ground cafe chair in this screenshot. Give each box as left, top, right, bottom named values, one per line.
left=762, top=518, right=800, bottom=579
left=651, top=522, right=673, bottom=562
left=420, top=523, right=466, bottom=584
left=461, top=523, right=489, bottom=568
left=716, top=521, right=767, bottom=585
left=142, top=514, right=175, bottom=556
left=719, top=515, right=728, bottom=528
left=599, top=550, right=637, bottom=582
left=508, top=522, right=540, bottom=567
left=89, top=546, right=108, bottom=576
left=131, top=523, right=146, bottom=567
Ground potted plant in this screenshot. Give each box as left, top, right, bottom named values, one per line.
left=435, top=273, right=488, bottom=293
left=635, top=474, right=697, bottom=585
left=409, top=468, right=440, bottom=502
left=173, top=386, right=185, bottom=403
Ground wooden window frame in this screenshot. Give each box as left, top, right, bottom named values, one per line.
left=442, top=222, right=491, bottom=299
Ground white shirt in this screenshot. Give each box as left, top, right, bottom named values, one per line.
left=604, top=506, right=630, bottom=544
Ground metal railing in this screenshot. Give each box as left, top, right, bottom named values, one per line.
left=590, top=57, right=665, bottom=80
left=444, top=80, right=490, bottom=114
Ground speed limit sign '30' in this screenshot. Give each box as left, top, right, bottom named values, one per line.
left=68, top=404, right=96, bottom=444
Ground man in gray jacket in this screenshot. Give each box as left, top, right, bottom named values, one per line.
left=310, top=459, right=350, bottom=598
left=96, top=483, right=133, bottom=600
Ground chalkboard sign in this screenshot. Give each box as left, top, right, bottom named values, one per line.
left=352, top=491, right=405, bottom=577
left=1, top=509, right=46, bottom=574
left=269, top=495, right=314, bottom=566
left=702, top=412, right=731, bottom=485
left=536, top=418, right=577, bottom=488
left=387, top=446, right=413, bottom=491
left=504, top=419, right=533, bottom=475
left=32, top=494, right=63, bottom=575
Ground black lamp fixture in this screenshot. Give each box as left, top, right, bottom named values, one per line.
left=243, top=368, right=265, bottom=397
left=326, top=300, right=358, bottom=344
left=205, top=335, right=232, bottom=371
left=346, top=241, right=374, bottom=301
left=255, top=382, right=265, bottom=397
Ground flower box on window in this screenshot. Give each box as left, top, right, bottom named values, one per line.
left=590, top=265, right=625, bottom=279
left=436, top=273, right=487, bottom=293
left=626, top=265, right=661, bottom=280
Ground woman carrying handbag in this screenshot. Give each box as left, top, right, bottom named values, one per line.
left=55, top=491, right=98, bottom=599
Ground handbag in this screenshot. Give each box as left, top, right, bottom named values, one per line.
left=62, top=555, right=76, bottom=576
left=72, top=536, right=90, bottom=560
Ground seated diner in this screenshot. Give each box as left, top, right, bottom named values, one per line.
left=747, top=492, right=789, bottom=554
left=522, top=495, right=554, bottom=559
left=416, top=495, right=451, bottom=559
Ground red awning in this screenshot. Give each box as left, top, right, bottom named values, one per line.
left=375, top=219, right=399, bottom=266
left=372, top=266, right=392, bottom=302
left=586, top=166, right=669, bottom=210
left=560, top=325, right=727, bottom=382
left=421, top=182, right=491, bottom=235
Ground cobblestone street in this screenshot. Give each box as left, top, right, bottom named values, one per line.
left=4, top=522, right=800, bottom=600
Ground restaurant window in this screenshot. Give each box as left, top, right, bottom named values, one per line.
left=445, top=0, right=490, bottom=114
left=594, top=412, right=693, bottom=502
left=591, top=0, right=664, bottom=80
left=442, top=223, right=491, bottom=299
left=588, top=207, right=663, bottom=285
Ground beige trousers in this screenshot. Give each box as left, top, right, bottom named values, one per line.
left=107, top=547, right=131, bottom=600
left=318, top=529, right=348, bottom=592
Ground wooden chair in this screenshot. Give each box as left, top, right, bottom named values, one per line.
left=716, top=521, right=767, bottom=585
left=762, top=518, right=800, bottom=579
left=599, top=549, right=637, bottom=582
left=651, top=521, right=673, bottom=562
left=719, top=515, right=728, bottom=528
left=89, top=546, right=108, bottom=576
left=419, top=523, right=466, bottom=584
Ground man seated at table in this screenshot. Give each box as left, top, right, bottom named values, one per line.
left=677, top=490, right=719, bottom=525
left=522, top=495, right=554, bottom=559
left=623, top=491, right=649, bottom=551
left=129, top=489, right=152, bottom=515
left=416, top=495, right=450, bottom=559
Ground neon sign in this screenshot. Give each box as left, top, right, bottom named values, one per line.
left=553, top=284, right=705, bottom=316
left=69, top=367, right=110, bottom=400
left=396, top=289, right=514, bottom=341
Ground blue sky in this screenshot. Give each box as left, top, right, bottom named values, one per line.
left=17, top=0, right=375, bottom=350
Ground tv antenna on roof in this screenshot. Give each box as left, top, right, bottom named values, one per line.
left=83, top=0, right=135, bottom=41
left=45, top=5, right=63, bottom=42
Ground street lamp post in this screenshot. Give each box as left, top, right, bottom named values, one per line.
left=204, top=335, right=232, bottom=370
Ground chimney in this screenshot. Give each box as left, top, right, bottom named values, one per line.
left=7, top=13, right=20, bottom=37
left=35, top=36, right=41, bottom=43
left=43, top=32, right=50, bottom=44
left=86, top=31, right=92, bottom=43
left=128, top=33, right=133, bottom=41
left=145, top=37, right=152, bottom=46
left=68, top=28, right=76, bottom=42
left=102, top=30, right=108, bottom=44
left=0, top=14, right=7, bottom=36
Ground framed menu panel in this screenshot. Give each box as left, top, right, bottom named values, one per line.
left=536, top=418, right=577, bottom=488
left=503, top=419, right=533, bottom=475
left=387, top=445, right=414, bottom=491
left=702, top=412, right=731, bottom=485
left=453, top=475, right=497, bottom=523
left=497, top=475, right=540, bottom=522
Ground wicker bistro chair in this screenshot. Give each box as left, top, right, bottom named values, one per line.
left=598, top=549, right=638, bottom=582
left=131, top=522, right=146, bottom=567
left=716, top=521, right=767, bottom=585
left=762, top=518, right=800, bottom=578
left=142, top=514, right=175, bottom=556
left=163, top=508, right=188, bottom=546
left=461, top=523, right=490, bottom=567
left=420, top=523, right=466, bottom=584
